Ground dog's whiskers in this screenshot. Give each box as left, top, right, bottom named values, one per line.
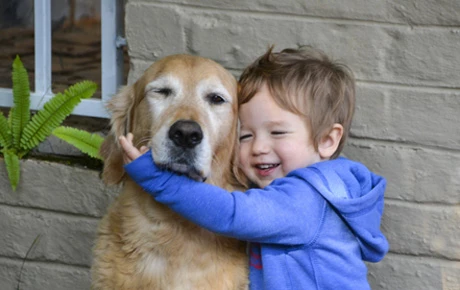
left=135, top=137, right=152, bottom=148
left=212, top=152, right=224, bottom=165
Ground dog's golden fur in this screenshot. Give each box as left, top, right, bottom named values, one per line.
left=91, top=55, right=248, bottom=289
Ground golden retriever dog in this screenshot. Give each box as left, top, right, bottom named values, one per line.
left=91, top=54, right=248, bottom=289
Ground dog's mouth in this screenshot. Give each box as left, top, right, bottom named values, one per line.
left=158, top=162, right=206, bottom=182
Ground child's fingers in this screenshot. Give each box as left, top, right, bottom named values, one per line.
left=118, top=135, right=129, bottom=149
left=139, top=146, right=149, bottom=154
left=118, top=136, right=133, bottom=163
left=127, top=132, right=134, bottom=143
left=119, top=135, right=142, bottom=160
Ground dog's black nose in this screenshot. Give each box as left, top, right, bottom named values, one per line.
left=168, top=120, right=203, bottom=149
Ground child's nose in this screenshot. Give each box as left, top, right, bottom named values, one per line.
left=252, top=137, right=270, bottom=155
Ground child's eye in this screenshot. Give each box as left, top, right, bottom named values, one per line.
left=239, top=134, right=252, bottom=141
left=271, top=131, right=287, bottom=135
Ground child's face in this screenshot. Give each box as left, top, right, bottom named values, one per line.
left=238, top=84, right=321, bottom=188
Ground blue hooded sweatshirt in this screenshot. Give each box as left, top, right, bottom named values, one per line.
left=124, top=151, right=389, bottom=290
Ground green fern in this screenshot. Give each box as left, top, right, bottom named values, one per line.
left=11, top=55, right=30, bottom=148
left=1, top=55, right=100, bottom=191
left=3, top=149, right=20, bottom=191
left=19, top=81, right=97, bottom=151
left=0, top=112, right=12, bottom=149
left=52, top=126, right=104, bottom=160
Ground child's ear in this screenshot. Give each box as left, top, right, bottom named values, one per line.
left=318, top=124, right=343, bottom=159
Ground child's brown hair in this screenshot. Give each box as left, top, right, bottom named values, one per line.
left=238, top=46, right=355, bottom=159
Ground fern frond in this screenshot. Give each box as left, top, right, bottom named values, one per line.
left=19, top=81, right=97, bottom=151
left=11, top=55, right=31, bottom=149
left=52, top=126, right=104, bottom=160
left=8, top=107, right=13, bottom=127
left=0, top=112, right=12, bottom=149
left=3, top=149, right=20, bottom=191
left=62, top=80, right=98, bottom=100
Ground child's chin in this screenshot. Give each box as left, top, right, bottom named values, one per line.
left=257, top=179, right=274, bottom=188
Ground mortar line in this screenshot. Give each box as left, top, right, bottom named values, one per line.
left=383, top=198, right=460, bottom=208
left=0, top=255, right=90, bottom=270
left=0, top=202, right=103, bottom=221
left=384, top=252, right=460, bottom=264
left=347, top=137, right=460, bottom=154
left=136, top=1, right=460, bottom=30
left=356, top=80, right=460, bottom=93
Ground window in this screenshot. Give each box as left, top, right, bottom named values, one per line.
left=0, top=0, right=127, bottom=118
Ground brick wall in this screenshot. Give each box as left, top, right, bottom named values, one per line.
left=0, top=159, right=118, bottom=289
left=124, top=0, right=460, bottom=289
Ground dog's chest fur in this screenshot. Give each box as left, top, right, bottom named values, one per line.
left=93, top=180, right=248, bottom=290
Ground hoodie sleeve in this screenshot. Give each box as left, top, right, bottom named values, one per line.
left=124, top=151, right=325, bottom=245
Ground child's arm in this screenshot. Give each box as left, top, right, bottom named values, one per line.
left=119, top=133, right=322, bottom=245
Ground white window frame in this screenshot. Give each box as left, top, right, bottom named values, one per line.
left=0, top=0, right=125, bottom=119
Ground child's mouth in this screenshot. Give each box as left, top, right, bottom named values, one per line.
left=255, top=163, right=279, bottom=177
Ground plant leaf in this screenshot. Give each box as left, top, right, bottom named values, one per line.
left=11, top=55, right=31, bottom=149
left=0, top=112, right=12, bottom=149
left=3, top=149, right=20, bottom=191
left=52, top=126, right=104, bottom=160
left=19, top=81, right=97, bottom=151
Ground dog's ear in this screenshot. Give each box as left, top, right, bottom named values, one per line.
left=100, top=85, right=135, bottom=185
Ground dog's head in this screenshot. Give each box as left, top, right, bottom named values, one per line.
left=100, top=54, right=239, bottom=186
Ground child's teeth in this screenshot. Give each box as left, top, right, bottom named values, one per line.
left=259, top=164, right=274, bottom=169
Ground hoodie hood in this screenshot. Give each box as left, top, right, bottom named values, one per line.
left=299, top=157, right=389, bottom=262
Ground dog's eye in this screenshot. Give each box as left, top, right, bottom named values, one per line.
left=153, top=88, right=173, bottom=97
left=207, top=93, right=226, bottom=105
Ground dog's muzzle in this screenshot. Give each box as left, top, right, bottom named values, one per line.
left=159, top=120, right=207, bottom=182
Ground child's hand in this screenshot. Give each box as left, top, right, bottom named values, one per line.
left=119, top=133, right=149, bottom=164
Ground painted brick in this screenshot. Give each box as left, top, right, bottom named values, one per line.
left=353, top=84, right=460, bottom=149
left=125, top=3, right=186, bottom=59
left=381, top=200, right=460, bottom=260
left=352, top=85, right=390, bottom=138
left=127, top=58, right=155, bottom=85
left=388, top=0, right=460, bottom=26
left=0, top=259, right=90, bottom=290
left=183, top=8, right=460, bottom=87
left=185, top=11, right=393, bottom=75
left=343, top=140, right=460, bottom=204
left=0, top=158, right=118, bottom=218
left=383, top=28, right=460, bottom=87
left=129, top=2, right=460, bottom=88
left=367, top=254, right=460, bottom=290
left=130, top=0, right=460, bottom=25
left=0, top=205, right=99, bottom=267
left=34, top=135, right=85, bottom=157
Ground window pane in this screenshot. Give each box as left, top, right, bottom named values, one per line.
left=52, top=1, right=102, bottom=97
left=50, top=0, right=128, bottom=99
left=0, top=1, right=35, bottom=91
